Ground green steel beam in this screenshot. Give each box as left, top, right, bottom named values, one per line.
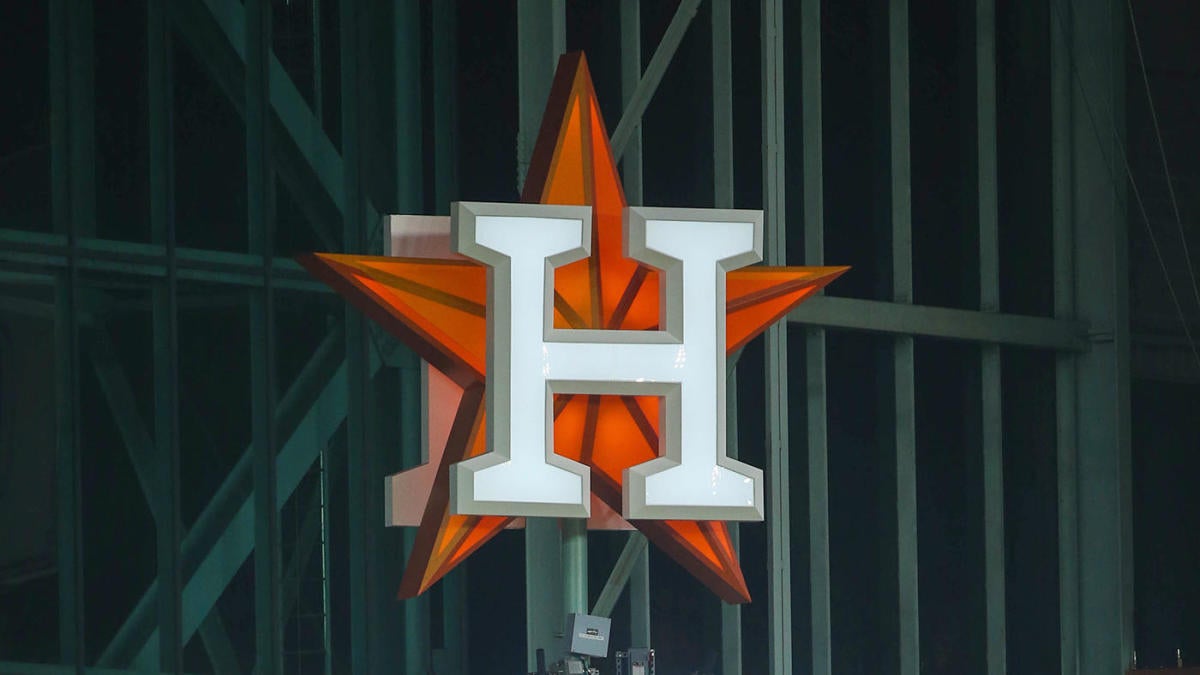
left=49, top=0, right=91, bottom=668
left=340, top=0, right=377, bottom=671
left=246, top=0, right=283, bottom=671
left=975, top=1, right=1007, bottom=674
left=789, top=295, right=1087, bottom=351
left=721, top=367, right=741, bottom=674
left=0, top=663, right=201, bottom=675
left=431, top=0, right=458, bottom=213
left=889, top=1, right=920, bottom=674
left=799, top=0, right=832, bottom=673
left=0, top=229, right=327, bottom=292
left=1050, top=4, right=1080, bottom=669
left=621, top=0, right=644, bottom=207
left=609, top=0, right=702, bottom=162
left=85, top=328, right=242, bottom=675
left=148, top=0, right=183, bottom=671
left=96, top=327, right=346, bottom=667
left=1056, top=0, right=1134, bottom=671
left=590, top=533, right=648, bottom=619
left=516, top=0, right=565, bottom=192
left=761, top=1, right=792, bottom=672
left=171, top=0, right=338, bottom=250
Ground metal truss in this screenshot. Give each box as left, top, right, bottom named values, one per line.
left=3, top=0, right=1135, bottom=673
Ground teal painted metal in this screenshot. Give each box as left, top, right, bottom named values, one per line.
left=148, top=0, right=183, bottom=670
left=525, top=518, right=564, bottom=671
left=399, top=357, right=431, bottom=675
left=1056, top=0, right=1134, bottom=671
left=975, top=1, right=1007, bottom=673
left=590, top=533, right=648, bottom=618
left=340, top=0, right=376, bottom=671
left=0, top=228, right=328, bottom=292
left=1050, top=2, right=1080, bottom=671
left=562, top=519, right=588, bottom=617
left=800, top=0, right=832, bottom=673
left=610, top=0, right=702, bottom=163
left=49, top=0, right=90, bottom=667
left=431, top=0, right=458, bottom=212
left=516, top=0, right=565, bottom=192
left=721, top=368, right=741, bottom=674
left=630, top=544, right=651, bottom=650
left=620, top=0, right=643, bottom=207
left=761, top=1, right=792, bottom=672
left=97, top=329, right=349, bottom=667
left=86, top=329, right=240, bottom=673
left=246, top=0, right=283, bottom=671
left=889, top=2, right=920, bottom=674
left=790, top=295, right=1087, bottom=351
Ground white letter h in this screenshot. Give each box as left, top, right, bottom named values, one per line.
left=449, top=202, right=765, bottom=521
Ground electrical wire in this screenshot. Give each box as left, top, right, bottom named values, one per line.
left=1125, top=0, right=1200, bottom=324
left=1049, top=0, right=1200, bottom=371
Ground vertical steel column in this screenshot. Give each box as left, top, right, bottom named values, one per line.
left=1064, top=1, right=1134, bottom=672
left=148, top=1, right=182, bottom=671
left=1050, top=3, right=1079, bottom=671
left=432, top=0, right=459, bottom=212
left=975, top=1, right=1007, bottom=673
left=562, top=520, right=588, bottom=618
left=713, top=0, right=738, bottom=670
left=761, top=1, right=792, bottom=673
left=799, top=0, right=832, bottom=673
left=620, top=0, right=653, bottom=654
left=246, top=0, right=282, bottom=672
left=341, top=0, right=375, bottom=671
left=888, top=2, right=920, bottom=675
left=621, top=0, right=644, bottom=208
left=49, top=0, right=91, bottom=668
left=518, top=4, right=567, bottom=669
left=516, top=0, right=566, bottom=192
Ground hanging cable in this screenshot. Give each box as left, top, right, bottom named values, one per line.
left=1125, top=0, right=1200, bottom=320
left=1049, top=0, right=1200, bottom=370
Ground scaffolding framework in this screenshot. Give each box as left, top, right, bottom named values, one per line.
left=0, top=0, right=1143, bottom=673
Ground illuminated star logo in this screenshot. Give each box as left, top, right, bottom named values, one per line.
left=300, top=53, right=846, bottom=603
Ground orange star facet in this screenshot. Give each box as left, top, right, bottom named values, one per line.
left=300, top=52, right=847, bottom=604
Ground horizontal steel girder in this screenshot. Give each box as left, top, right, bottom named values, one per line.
left=789, top=295, right=1089, bottom=351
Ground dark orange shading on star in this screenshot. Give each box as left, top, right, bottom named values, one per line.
left=300, top=52, right=847, bottom=604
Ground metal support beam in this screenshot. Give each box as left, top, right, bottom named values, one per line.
left=610, top=0, right=702, bottom=162
left=0, top=228, right=327, bottom=292
left=516, top=0, right=565, bottom=192
left=562, top=519, right=588, bottom=617
left=721, top=367, right=741, bottom=674
left=49, top=0, right=92, bottom=667
left=590, top=534, right=648, bottom=619
left=889, top=2, right=920, bottom=674
left=620, top=0, right=644, bottom=207
left=148, top=1, right=183, bottom=670
left=96, top=327, right=348, bottom=667
left=762, top=1, right=792, bottom=672
left=1056, top=1, right=1134, bottom=672
left=246, top=0, right=282, bottom=671
left=431, top=0, right=458, bottom=213
left=1050, top=6, right=1080, bottom=670
left=799, top=0, right=832, bottom=673
left=975, top=1, right=1007, bottom=673
left=789, top=295, right=1087, bottom=351
left=86, top=328, right=241, bottom=674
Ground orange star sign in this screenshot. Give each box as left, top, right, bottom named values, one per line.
left=300, top=53, right=846, bottom=604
